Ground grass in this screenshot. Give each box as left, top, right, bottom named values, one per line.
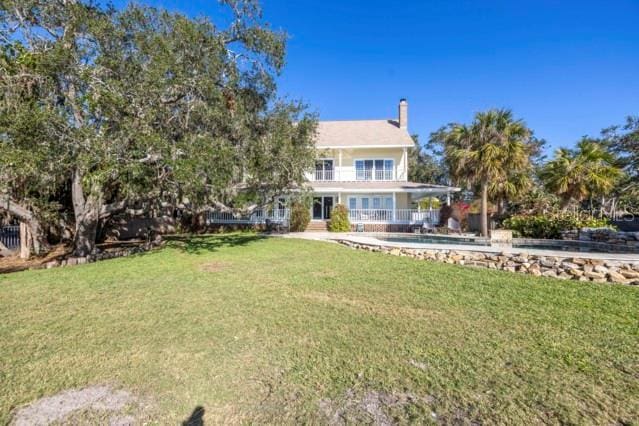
left=0, top=233, right=638, bottom=424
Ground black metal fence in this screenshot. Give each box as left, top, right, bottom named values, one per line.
left=0, top=225, right=20, bottom=250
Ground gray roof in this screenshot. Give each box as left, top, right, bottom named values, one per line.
left=316, top=120, right=415, bottom=148
left=309, top=181, right=460, bottom=194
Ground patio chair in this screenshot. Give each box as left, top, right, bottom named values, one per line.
left=447, top=217, right=462, bottom=234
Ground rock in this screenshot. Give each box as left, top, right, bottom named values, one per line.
left=584, top=271, right=606, bottom=280
left=620, top=270, right=639, bottom=279
left=542, top=270, right=558, bottom=278
left=390, top=248, right=401, bottom=256
left=594, top=265, right=609, bottom=274
left=607, top=271, right=628, bottom=284
left=567, top=268, right=583, bottom=277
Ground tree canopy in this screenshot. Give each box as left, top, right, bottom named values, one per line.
left=539, top=138, right=623, bottom=210
left=0, top=0, right=317, bottom=256
left=432, top=109, right=535, bottom=235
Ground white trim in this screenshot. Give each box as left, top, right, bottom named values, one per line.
left=316, top=144, right=414, bottom=149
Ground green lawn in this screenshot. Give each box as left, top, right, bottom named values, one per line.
left=1, top=234, right=638, bottom=424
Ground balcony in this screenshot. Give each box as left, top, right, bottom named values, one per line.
left=314, top=169, right=334, bottom=181
left=355, top=169, right=394, bottom=181
left=308, top=168, right=396, bottom=182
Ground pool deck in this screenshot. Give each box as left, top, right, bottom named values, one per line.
left=283, top=232, right=639, bottom=262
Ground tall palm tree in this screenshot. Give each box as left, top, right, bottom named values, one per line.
left=435, top=109, right=532, bottom=236
left=540, top=138, right=622, bottom=210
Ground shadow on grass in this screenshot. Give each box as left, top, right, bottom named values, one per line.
left=182, top=405, right=205, bottom=425
left=166, top=233, right=266, bottom=254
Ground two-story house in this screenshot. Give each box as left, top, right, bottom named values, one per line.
left=207, top=99, right=459, bottom=231
left=306, top=99, right=459, bottom=231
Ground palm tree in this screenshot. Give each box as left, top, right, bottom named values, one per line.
left=435, top=109, right=532, bottom=236
left=540, top=138, right=623, bottom=210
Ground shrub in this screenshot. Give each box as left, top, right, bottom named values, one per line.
left=289, top=202, right=310, bottom=232
left=502, top=214, right=613, bottom=239
left=328, top=204, right=351, bottom=232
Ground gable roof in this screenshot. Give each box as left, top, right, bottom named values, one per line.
left=316, top=119, right=415, bottom=148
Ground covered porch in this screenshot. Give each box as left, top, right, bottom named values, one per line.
left=311, top=181, right=460, bottom=226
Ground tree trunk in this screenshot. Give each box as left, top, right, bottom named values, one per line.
left=480, top=180, right=489, bottom=237
left=71, top=169, right=102, bottom=257
left=0, top=195, right=48, bottom=256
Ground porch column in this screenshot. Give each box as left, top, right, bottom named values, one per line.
left=338, top=149, right=343, bottom=180
left=446, top=191, right=451, bottom=205
left=402, top=148, right=408, bottom=180
left=392, top=192, right=397, bottom=221
left=338, top=192, right=342, bottom=204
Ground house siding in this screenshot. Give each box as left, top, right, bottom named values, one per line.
left=315, top=147, right=408, bottom=181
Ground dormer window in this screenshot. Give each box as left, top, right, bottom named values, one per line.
left=355, top=159, right=394, bottom=181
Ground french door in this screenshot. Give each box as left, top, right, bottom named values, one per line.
left=312, top=196, right=334, bottom=220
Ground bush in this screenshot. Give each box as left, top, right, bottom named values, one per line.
left=289, top=202, right=310, bottom=232
left=328, top=204, right=351, bottom=232
left=502, top=214, right=613, bottom=239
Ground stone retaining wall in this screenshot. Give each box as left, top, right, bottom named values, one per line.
left=39, top=240, right=162, bottom=270
left=337, top=240, right=639, bottom=286
left=578, top=228, right=639, bottom=249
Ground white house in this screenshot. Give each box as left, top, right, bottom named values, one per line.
left=305, top=99, right=459, bottom=231
left=207, top=99, right=459, bottom=231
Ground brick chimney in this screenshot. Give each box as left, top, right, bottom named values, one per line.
left=398, top=98, right=408, bottom=129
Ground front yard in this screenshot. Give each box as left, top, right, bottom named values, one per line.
left=1, top=234, right=637, bottom=424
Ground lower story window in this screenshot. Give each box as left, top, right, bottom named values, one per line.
left=347, top=196, right=393, bottom=210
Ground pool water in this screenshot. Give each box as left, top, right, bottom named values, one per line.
left=374, top=234, right=639, bottom=254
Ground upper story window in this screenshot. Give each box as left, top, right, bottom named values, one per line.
left=315, top=159, right=334, bottom=181
left=355, top=159, right=394, bottom=181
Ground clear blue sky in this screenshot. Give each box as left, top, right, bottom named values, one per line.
left=114, top=0, right=638, bottom=152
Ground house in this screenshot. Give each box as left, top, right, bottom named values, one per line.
left=207, top=99, right=459, bottom=231
left=306, top=99, right=459, bottom=231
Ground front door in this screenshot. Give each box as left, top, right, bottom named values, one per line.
left=323, top=196, right=334, bottom=220
left=312, top=196, right=334, bottom=220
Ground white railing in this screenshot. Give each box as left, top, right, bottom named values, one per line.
left=314, top=169, right=334, bottom=181
left=348, top=209, right=439, bottom=224
left=0, top=225, right=20, bottom=249
left=308, top=169, right=397, bottom=181
left=355, top=169, right=394, bottom=181
left=207, top=209, right=290, bottom=224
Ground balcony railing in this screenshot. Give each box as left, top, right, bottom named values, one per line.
left=349, top=209, right=440, bottom=224
left=307, top=169, right=397, bottom=181
left=314, top=169, right=334, bottom=181
left=207, top=209, right=290, bottom=224
left=355, top=169, right=394, bottom=181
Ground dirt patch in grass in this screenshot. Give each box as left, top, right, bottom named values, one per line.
left=10, top=385, right=151, bottom=425
left=199, top=261, right=231, bottom=272
left=319, top=389, right=435, bottom=425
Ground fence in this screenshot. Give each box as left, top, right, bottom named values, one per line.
left=0, top=225, right=20, bottom=250
left=207, top=209, right=290, bottom=224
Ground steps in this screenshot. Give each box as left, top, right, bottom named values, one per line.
left=306, top=220, right=328, bottom=232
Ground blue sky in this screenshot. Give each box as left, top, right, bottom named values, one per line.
left=113, top=0, right=638, bottom=152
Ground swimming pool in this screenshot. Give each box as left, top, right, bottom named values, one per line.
left=374, top=234, right=639, bottom=254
